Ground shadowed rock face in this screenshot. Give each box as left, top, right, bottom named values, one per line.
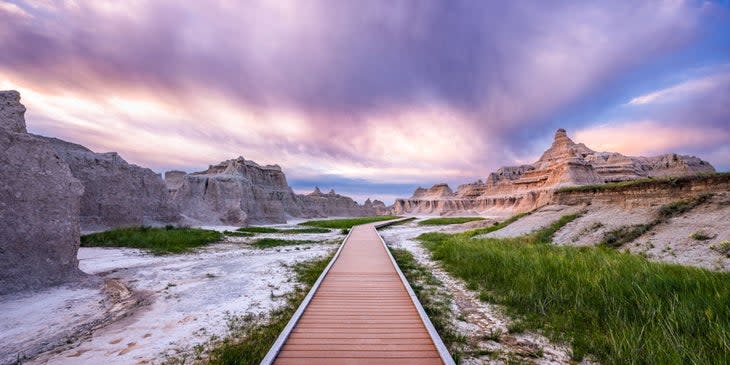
left=167, top=159, right=384, bottom=226
left=0, top=90, right=84, bottom=295
left=37, top=136, right=179, bottom=231
left=394, top=128, right=716, bottom=216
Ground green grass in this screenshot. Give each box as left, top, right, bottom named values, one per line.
left=237, top=226, right=331, bottom=234
left=555, top=172, right=730, bottom=194
left=298, top=215, right=400, bottom=229
left=223, top=230, right=254, bottom=237
left=80, top=226, right=222, bottom=254
left=416, top=212, right=529, bottom=245
left=205, top=255, right=332, bottom=365
left=236, top=227, right=280, bottom=233
left=250, top=238, right=318, bottom=248
left=379, top=217, right=417, bottom=229
left=389, top=247, right=466, bottom=362
left=419, top=215, right=730, bottom=364
left=418, top=217, right=485, bottom=226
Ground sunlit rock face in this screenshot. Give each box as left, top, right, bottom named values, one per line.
left=167, top=158, right=385, bottom=226
left=0, top=90, right=84, bottom=295
left=394, top=128, right=716, bottom=216
left=37, top=137, right=180, bottom=231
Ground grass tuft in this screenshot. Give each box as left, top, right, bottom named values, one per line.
left=689, top=230, right=715, bottom=241
left=419, top=214, right=730, bottom=364
left=418, top=217, right=485, bottom=226
left=81, top=226, right=222, bottom=254
left=298, top=216, right=399, bottom=229
left=710, top=241, right=730, bottom=258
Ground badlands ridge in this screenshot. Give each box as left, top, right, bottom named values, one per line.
left=395, top=128, right=715, bottom=215
left=1, top=88, right=729, bottom=298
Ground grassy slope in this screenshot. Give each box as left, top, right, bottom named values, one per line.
left=418, top=217, right=485, bottom=226
left=80, top=226, right=222, bottom=254
left=600, top=193, right=713, bottom=247
left=205, top=255, right=332, bottom=365
left=555, top=172, right=730, bottom=194
left=298, top=215, right=399, bottom=229
left=419, top=214, right=730, bottom=364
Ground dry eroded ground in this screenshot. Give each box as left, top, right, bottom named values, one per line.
left=1, top=224, right=340, bottom=365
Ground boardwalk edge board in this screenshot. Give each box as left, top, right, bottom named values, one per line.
left=259, top=228, right=354, bottom=365
left=375, top=222, right=457, bottom=365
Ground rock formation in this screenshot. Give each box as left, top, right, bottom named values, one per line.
left=394, top=128, right=715, bottom=216
left=167, top=157, right=301, bottom=225
left=37, top=137, right=179, bottom=231
left=166, top=157, right=384, bottom=225
left=298, top=187, right=385, bottom=217
left=0, top=90, right=84, bottom=295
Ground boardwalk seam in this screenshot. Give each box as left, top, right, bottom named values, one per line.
left=375, top=223, right=457, bottom=365
left=259, top=228, right=353, bottom=365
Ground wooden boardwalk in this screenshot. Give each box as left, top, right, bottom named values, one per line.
left=262, top=221, right=454, bottom=365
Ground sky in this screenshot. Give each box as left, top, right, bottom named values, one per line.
left=1, top=0, right=729, bottom=204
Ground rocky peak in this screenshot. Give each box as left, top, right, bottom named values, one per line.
left=0, top=90, right=27, bottom=133
left=412, top=183, right=454, bottom=199
left=311, top=186, right=323, bottom=196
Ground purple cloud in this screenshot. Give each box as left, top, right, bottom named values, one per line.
left=0, top=0, right=727, bottom=199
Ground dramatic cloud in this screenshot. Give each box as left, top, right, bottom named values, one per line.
left=0, top=0, right=728, bottom=202
left=577, top=66, right=730, bottom=170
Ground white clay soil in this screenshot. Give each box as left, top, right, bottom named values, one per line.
left=0, top=224, right=340, bottom=365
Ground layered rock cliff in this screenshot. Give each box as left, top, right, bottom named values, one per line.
left=394, top=128, right=716, bottom=216
left=38, top=136, right=179, bottom=231
left=0, top=90, right=84, bottom=295
left=167, top=157, right=383, bottom=225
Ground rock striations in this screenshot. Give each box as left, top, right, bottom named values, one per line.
left=166, top=157, right=383, bottom=226
left=0, top=90, right=84, bottom=295
left=394, top=128, right=715, bottom=216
